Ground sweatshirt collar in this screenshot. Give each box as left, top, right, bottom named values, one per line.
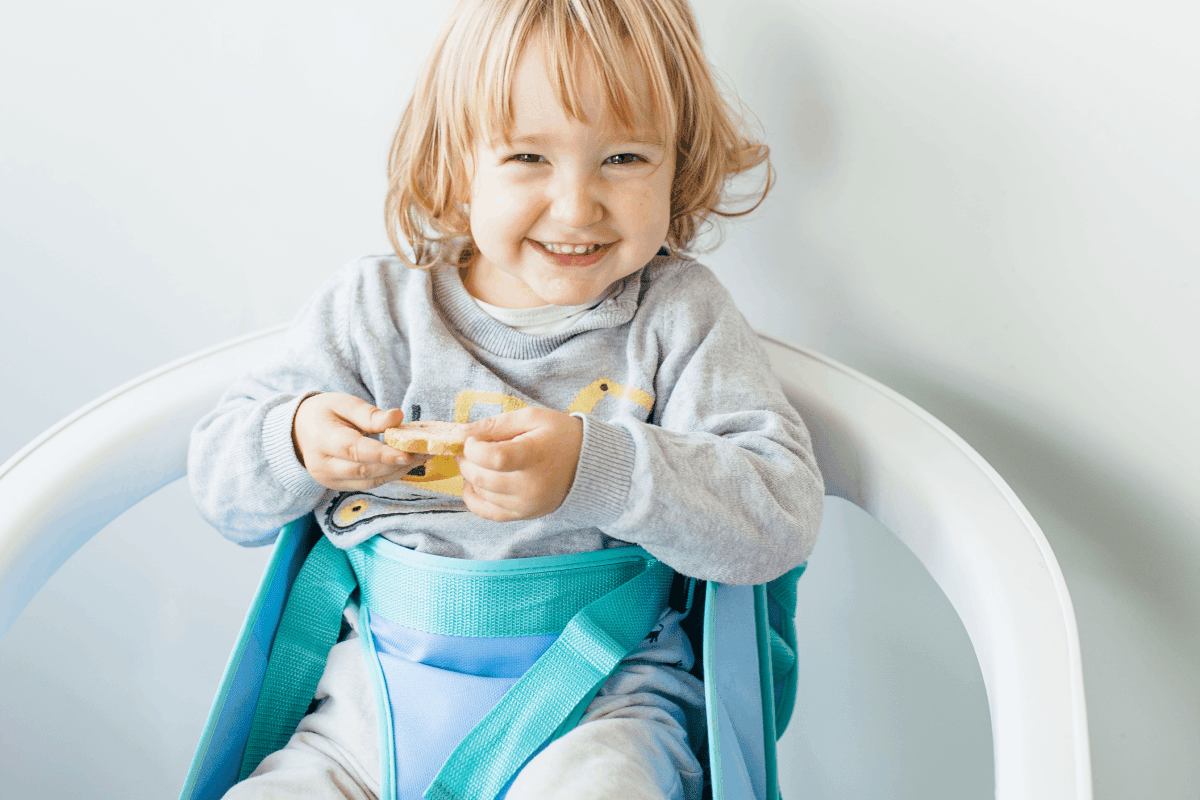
left=431, top=256, right=664, bottom=359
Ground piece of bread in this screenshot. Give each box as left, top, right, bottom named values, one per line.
left=384, top=420, right=470, bottom=455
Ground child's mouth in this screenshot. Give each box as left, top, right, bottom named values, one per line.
left=530, top=239, right=613, bottom=267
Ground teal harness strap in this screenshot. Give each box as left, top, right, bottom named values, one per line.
left=238, top=536, right=356, bottom=781
left=424, top=558, right=675, bottom=800
left=765, top=562, right=805, bottom=737
left=236, top=536, right=671, bottom=799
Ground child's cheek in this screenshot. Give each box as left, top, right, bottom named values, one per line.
left=625, top=184, right=671, bottom=238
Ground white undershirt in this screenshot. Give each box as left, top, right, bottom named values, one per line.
left=471, top=286, right=617, bottom=335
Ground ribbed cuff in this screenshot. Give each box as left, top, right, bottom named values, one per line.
left=262, top=393, right=327, bottom=499
left=556, top=414, right=636, bottom=527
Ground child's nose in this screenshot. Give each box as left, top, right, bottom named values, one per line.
left=547, top=173, right=603, bottom=229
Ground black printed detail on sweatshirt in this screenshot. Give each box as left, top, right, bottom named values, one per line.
left=324, top=490, right=465, bottom=534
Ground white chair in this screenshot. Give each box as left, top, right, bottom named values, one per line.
left=0, top=327, right=1092, bottom=800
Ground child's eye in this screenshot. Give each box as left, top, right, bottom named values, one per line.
left=605, top=153, right=644, bottom=166
left=510, top=153, right=546, bottom=164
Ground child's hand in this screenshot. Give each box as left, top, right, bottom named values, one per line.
left=455, top=407, right=584, bottom=522
left=292, top=393, right=428, bottom=490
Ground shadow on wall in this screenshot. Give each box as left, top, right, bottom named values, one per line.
left=782, top=497, right=994, bottom=799
left=843, top=341, right=1200, bottom=799
left=697, top=1, right=854, bottom=352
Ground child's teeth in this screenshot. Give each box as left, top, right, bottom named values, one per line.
left=542, top=242, right=600, bottom=255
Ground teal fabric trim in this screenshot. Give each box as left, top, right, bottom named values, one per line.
left=766, top=562, right=805, bottom=736
left=768, top=631, right=796, bottom=687
left=705, top=583, right=773, bottom=800
left=702, top=582, right=724, bottom=800
left=357, top=606, right=395, bottom=800
left=754, top=586, right=779, bottom=800
left=181, top=516, right=312, bottom=800
left=359, top=536, right=652, bottom=574
left=238, top=536, right=357, bottom=780
left=347, top=538, right=652, bottom=638
left=424, top=558, right=674, bottom=800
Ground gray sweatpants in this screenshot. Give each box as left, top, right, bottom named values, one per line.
left=224, top=609, right=706, bottom=800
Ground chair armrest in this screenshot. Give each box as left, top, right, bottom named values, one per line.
left=760, top=334, right=1092, bottom=800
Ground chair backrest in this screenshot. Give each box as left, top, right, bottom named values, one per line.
left=0, top=327, right=1091, bottom=800
left=760, top=334, right=1091, bottom=800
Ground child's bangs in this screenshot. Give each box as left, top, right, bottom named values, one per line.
left=472, top=0, right=681, bottom=147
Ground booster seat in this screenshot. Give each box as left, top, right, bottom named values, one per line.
left=179, top=511, right=800, bottom=800
left=0, top=327, right=1093, bottom=800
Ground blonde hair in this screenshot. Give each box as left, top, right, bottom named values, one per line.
left=385, top=0, right=773, bottom=268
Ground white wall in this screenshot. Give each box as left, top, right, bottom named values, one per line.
left=696, top=3, right=1200, bottom=797
left=1, top=1, right=1196, bottom=798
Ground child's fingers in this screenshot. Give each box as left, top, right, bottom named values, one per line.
left=461, top=411, right=530, bottom=443
left=327, top=426, right=419, bottom=466
left=375, top=443, right=429, bottom=466
left=461, top=481, right=522, bottom=522
left=460, top=435, right=537, bottom=473
left=461, top=408, right=580, bottom=472
left=316, top=458, right=420, bottom=490
left=455, top=454, right=521, bottom=494
left=324, top=453, right=416, bottom=478
left=328, top=394, right=406, bottom=434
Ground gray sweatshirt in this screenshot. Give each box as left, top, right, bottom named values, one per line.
left=188, top=252, right=823, bottom=585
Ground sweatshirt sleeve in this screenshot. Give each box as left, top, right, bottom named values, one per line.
left=187, top=264, right=374, bottom=546
left=556, top=267, right=824, bottom=585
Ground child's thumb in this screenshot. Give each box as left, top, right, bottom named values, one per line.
left=345, top=398, right=404, bottom=433
left=463, top=412, right=523, bottom=443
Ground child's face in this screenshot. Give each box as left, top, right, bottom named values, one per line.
left=464, top=37, right=674, bottom=309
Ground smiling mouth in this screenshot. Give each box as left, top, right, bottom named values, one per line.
left=538, top=241, right=605, bottom=255
left=530, top=240, right=614, bottom=265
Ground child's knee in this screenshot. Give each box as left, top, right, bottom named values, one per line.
left=222, top=730, right=377, bottom=800
left=508, top=717, right=702, bottom=800
left=226, top=637, right=380, bottom=800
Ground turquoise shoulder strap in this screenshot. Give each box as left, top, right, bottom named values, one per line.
left=425, top=558, right=673, bottom=800
left=238, top=536, right=357, bottom=780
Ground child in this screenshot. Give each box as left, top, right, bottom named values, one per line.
left=189, top=0, right=824, bottom=798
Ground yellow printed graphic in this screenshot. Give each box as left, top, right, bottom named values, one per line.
left=399, top=453, right=464, bottom=496
left=337, top=497, right=372, bottom=525
left=567, top=379, right=654, bottom=414
left=401, top=380, right=653, bottom=497
left=454, top=390, right=528, bottom=423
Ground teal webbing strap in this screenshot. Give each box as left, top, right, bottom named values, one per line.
left=754, top=585, right=780, bottom=800
left=238, top=536, right=357, bottom=780
left=424, top=559, right=675, bottom=800
left=765, top=562, right=805, bottom=736
left=346, top=541, right=648, bottom=638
